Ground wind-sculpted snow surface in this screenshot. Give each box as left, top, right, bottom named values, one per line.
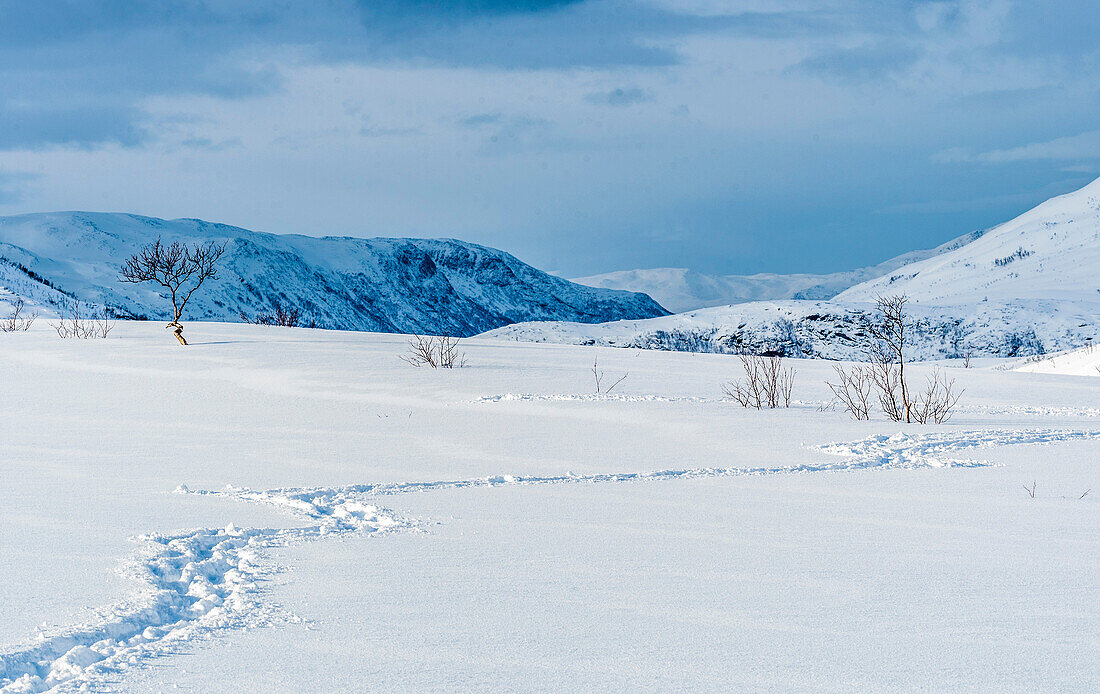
left=3, top=427, right=1099, bottom=692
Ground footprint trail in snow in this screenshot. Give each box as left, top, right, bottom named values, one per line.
left=2, top=427, right=1098, bottom=693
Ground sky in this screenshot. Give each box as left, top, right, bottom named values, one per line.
left=0, top=0, right=1098, bottom=277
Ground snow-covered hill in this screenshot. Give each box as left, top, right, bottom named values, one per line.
left=486, top=298, right=1098, bottom=360
left=490, top=178, right=1100, bottom=359
left=1015, top=344, right=1100, bottom=377
left=0, top=212, right=667, bottom=335
left=837, top=178, right=1100, bottom=304
left=571, top=231, right=984, bottom=313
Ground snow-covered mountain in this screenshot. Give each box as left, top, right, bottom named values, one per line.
left=489, top=178, right=1100, bottom=359
left=571, top=231, right=984, bottom=313
left=0, top=212, right=668, bottom=335
left=836, top=178, right=1100, bottom=304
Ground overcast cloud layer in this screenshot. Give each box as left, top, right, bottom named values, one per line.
left=1, top=0, right=1098, bottom=275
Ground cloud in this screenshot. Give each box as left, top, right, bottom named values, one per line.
left=0, top=1, right=770, bottom=150
left=460, top=113, right=505, bottom=128
left=934, top=130, right=1100, bottom=164
left=585, top=87, right=652, bottom=107
left=0, top=170, right=37, bottom=204
left=0, top=102, right=147, bottom=150
left=794, top=42, right=920, bottom=81
left=791, top=0, right=1014, bottom=83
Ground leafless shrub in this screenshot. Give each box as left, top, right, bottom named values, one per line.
left=909, top=368, right=963, bottom=424
left=1, top=298, right=38, bottom=332
left=723, top=354, right=794, bottom=409
left=592, top=356, right=628, bottom=394
left=53, top=301, right=113, bottom=339
left=867, top=340, right=906, bottom=422
left=867, top=295, right=914, bottom=422
left=825, top=363, right=874, bottom=420
left=862, top=295, right=963, bottom=423
left=119, top=238, right=227, bottom=345
left=400, top=334, right=466, bottom=368
left=240, top=302, right=302, bottom=327
left=1023, top=481, right=1036, bottom=499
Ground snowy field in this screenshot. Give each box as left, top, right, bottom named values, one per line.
left=2, top=322, right=1098, bottom=692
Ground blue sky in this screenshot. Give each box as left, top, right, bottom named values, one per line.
left=1, top=0, right=1098, bottom=276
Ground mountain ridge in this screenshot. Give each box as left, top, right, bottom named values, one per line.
left=490, top=177, right=1100, bottom=359
left=0, top=212, right=668, bottom=336
left=571, top=229, right=984, bottom=313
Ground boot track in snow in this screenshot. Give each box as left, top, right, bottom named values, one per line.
left=2, top=427, right=1097, bottom=693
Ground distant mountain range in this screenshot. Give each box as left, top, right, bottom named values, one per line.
left=490, top=178, right=1100, bottom=359
left=0, top=212, right=668, bottom=336
left=571, top=231, right=984, bottom=313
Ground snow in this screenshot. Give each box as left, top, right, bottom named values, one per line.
left=571, top=230, right=983, bottom=313
left=837, top=176, right=1100, bottom=304
left=484, top=297, right=1100, bottom=360
left=0, top=212, right=666, bottom=334
left=2, top=321, right=1099, bottom=691
left=495, top=179, right=1100, bottom=360
left=1016, top=344, right=1100, bottom=377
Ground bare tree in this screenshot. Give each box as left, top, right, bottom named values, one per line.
left=723, top=354, right=794, bottom=409
left=592, top=356, right=628, bottom=394
left=53, top=300, right=113, bottom=339
left=849, top=295, right=963, bottom=423
left=867, top=340, right=906, bottom=422
left=1, top=298, right=38, bottom=332
left=867, top=295, right=913, bottom=422
left=400, top=334, right=466, bottom=368
left=825, top=363, right=873, bottom=420
left=119, top=238, right=228, bottom=345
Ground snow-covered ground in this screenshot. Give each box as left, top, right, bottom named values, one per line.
left=1016, top=344, right=1100, bottom=378
left=2, top=321, right=1099, bottom=692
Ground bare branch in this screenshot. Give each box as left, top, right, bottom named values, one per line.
left=1, top=298, right=38, bottom=332
left=400, top=334, right=466, bottom=368
left=826, top=363, right=873, bottom=420
left=119, top=238, right=228, bottom=344
left=723, top=354, right=795, bottom=408
left=52, top=300, right=113, bottom=339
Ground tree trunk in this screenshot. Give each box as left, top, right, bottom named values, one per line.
left=167, top=321, right=188, bottom=346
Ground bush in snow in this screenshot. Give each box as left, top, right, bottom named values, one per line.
left=240, top=301, right=307, bottom=328
left=591, top=356, right=628, bottom=394
left=826, top=363, right=874, bottom=420
left=723, top=354, right=794, bottom=409
left=0, top=298, right=37, bottom=332
left=400, top=334, right=466, bottom=368
left=53, top=300, right=113, bottom=339
left=828, top=295, right=962, bottom=423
